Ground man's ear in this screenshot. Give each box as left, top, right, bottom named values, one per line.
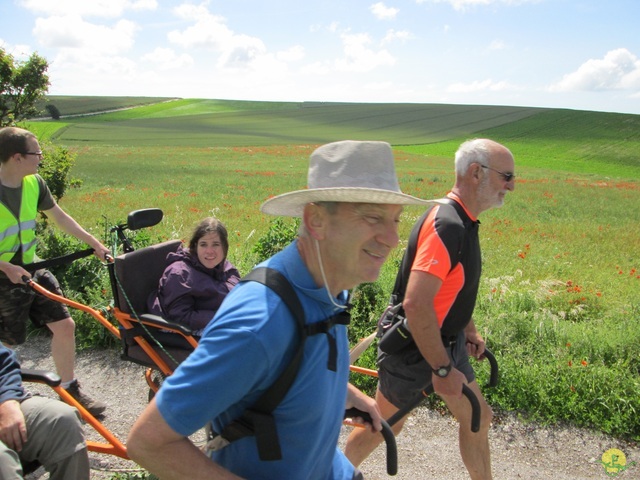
left=471, top=162, right=484, bottom=182
left=302, top=203, right=326, bottom=240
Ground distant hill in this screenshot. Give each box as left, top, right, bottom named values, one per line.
left=21, top=96, right=640, bottom=179
left=31, top=96, right=546, bottom=146
left=35, top=96, right=178, bottom=117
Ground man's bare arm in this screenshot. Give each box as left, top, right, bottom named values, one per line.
left=127, top=398, right=243, bottom=480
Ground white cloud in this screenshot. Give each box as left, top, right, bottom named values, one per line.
left=550, top=48, right=640, bottom=92
left=370, top=2, right=399, bottom=20
left=335, top=32, right=396, bottom=72
left=0, top=40, right=33, bottom=60
left=446, top=79, right=514, bottom=93
left=33, top=15, right=138, bottom=54
left=328, top=22, right=340, bottom=33
left=488, top=40, right=506, bottom=50
left=50, top=49, right=137, bottom=80
left=18, top=0, right=157, bottom=18
left=276, top=46, right=305, bottom=62
left=415, top=0, right=538, bottom=12
left=216, top=35, right=267, bottom=69
left=382, top=29, right=412, bottom=45
left=168, top=12, right=234, bottom=50
left=168, top=4, right=273, bottom=70
left=173, top=2, right=215, bottom=22
left=300, top=31, right=396, bottom=75
left=142, top=47, right=193, bottom=70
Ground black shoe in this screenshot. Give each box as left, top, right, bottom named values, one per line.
left=64, top=380, right=107, bottom=416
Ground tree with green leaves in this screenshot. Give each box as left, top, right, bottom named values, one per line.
left=0, top=47, right=50, bottom=126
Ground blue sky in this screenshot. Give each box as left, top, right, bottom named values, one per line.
left=2, top=0, right=639, bottom=114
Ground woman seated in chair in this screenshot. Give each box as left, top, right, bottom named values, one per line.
left=147, top=217, right=240, bottom=337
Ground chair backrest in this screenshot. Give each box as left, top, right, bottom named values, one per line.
left=113, top=239, right=182, bottom=315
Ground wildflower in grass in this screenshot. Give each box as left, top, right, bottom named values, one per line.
left=566, top=342, right=571, bottom=348
left=568, top=360, right=573, bottom=367
left=581, top=360, right=588, bottom=367
left=570, top=385, right=576, bottom=392
left=518, top=252, right=526, bottom=259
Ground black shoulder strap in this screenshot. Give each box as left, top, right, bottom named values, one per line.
left=391, top=208, right=429, bottom=304
left=216, top=267, right=350, bottom=461
left=217, top=267, right=306, bottom=461
left=242, top=267, right=306, bottom=413
left=391, top=198, right=468, bottom=304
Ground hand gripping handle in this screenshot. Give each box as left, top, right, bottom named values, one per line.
left=344, top=408, right=398, bottom=475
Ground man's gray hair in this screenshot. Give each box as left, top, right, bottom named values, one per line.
left=454, top=139, right=491, bottom=176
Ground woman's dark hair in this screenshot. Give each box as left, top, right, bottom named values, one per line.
left=188, top=217, right=229, bottom=259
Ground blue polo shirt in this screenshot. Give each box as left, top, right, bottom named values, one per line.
left=156, top=241, right=354, bottom=479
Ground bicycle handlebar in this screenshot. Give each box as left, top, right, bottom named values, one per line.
left=344, top=408, right=398, bottom=476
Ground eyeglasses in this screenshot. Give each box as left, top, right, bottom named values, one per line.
left=481, top=165, right=515, bottom=182
left=23, top=151, right=43, bottom=158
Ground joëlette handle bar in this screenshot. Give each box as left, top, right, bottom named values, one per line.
left=22, top=273, right=121, bottom=340
left=344, top=407, right=398, bottom=476
left=22, top=248, right=96, bottom=273
left=384, top=347, right=499, bottom=433
left=385, top=384, right=481, bottom=433
left=482, top=348, right=499, bottom=387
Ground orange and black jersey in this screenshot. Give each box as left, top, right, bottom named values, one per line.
left=396, top=192, right=481, bottom=337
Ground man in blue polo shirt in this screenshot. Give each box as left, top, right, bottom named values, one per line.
left=128, top=140, right=430, bottom=479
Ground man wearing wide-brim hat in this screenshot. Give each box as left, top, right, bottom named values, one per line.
left=128, top=140, right=430, bottom=479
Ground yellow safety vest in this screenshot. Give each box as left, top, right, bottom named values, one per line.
left=0, top=175, right=39, bottom=264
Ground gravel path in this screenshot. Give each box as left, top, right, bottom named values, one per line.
left=15, top=336, right=640, bottom=479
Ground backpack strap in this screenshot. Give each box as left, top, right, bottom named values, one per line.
left=391, top=197, right=471, bottom=304
left=213, top=266, right=350, bottom=461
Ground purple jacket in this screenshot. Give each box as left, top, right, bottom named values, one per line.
left=147, top=246, right=241, bottom=333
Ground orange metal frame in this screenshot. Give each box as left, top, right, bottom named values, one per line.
left=28, top=276, right=382, bottom=459
left=26, top=279, right=198, bottom=459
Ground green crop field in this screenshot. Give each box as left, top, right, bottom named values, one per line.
left=25, top=98, right=545, bottom=147
left=35, top=95, right=177, bottom=117
left=19, top=98, right=640, bottom=441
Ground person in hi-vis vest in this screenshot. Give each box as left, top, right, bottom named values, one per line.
left=0, top=127, right=110, bottom=417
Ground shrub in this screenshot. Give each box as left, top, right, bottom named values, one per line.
left=45, top=103, right=61, bottom=120
left=252, top=217, right=299, bottom=263
left=37, top=141, right=78, bottom=202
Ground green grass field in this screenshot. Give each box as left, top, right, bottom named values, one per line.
left=26, top=98, right=545, bottom=147
left=21, top=97, right=640, bottom=441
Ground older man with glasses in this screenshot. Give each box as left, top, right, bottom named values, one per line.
left=0, top=127, right=110, bottom=417
left=345, top=138, right=516, bottom=480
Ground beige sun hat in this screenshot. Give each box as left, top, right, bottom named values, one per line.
left=261, top=140, right=430, bottom=217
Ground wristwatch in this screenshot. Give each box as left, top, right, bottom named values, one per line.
left=432, top=362, right=452, bottom=378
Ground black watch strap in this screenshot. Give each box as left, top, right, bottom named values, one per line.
left=432, top=362, right=452, bottom=378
